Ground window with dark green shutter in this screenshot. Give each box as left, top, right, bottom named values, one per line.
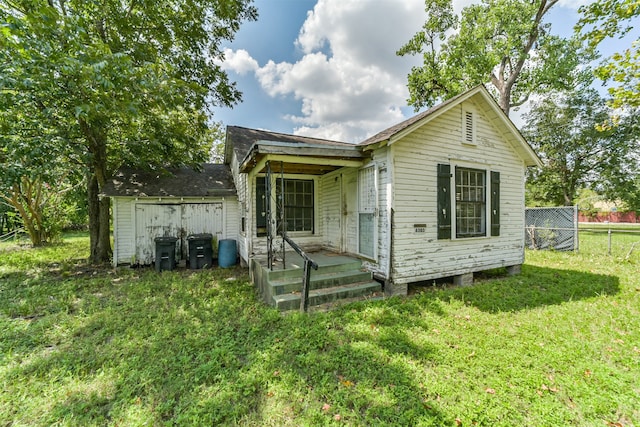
left=438, top=164, right=500, bottom=239
left=276, top=179, right=314, bottom=233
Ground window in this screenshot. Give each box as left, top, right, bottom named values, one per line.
left=255, top=177, right=314, bottom=236
left=437, top=164, right=500, bottom=239
left=455, top=167, right=486, bottom=237
left=277, top=179, right=314, bottom=233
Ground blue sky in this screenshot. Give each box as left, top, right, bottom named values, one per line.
left=213, top=0, right=634, bottom=143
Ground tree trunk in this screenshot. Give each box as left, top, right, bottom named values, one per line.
left=3, top=181, right=44, bottom=246
left=87, top=173, right=113, bottom=264
left=500, top=84, right=512, bottom=117
left=81, top=118, right=112, bottom=264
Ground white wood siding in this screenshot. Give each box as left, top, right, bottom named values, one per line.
left=225, top=197, right=239, bottom=242
left=320, top=170, right=342, bottom=251
left=113, top=197, right=135, bottom=265
left=342, top=168, right=358, bottom=254
left=391, top=100, right=526, bottom=284
left=230, top=153, right=249, bottom=263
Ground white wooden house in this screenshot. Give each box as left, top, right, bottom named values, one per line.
left=103, top=164, right=238, bottom=266
left=225, top=85, right=541, bottom=306
left=106, top=85, right=540, bottom=309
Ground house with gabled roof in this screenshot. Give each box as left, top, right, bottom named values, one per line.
left=105, top=85, right=541, bottom=310
left=225, top=85, right=541, bottom=308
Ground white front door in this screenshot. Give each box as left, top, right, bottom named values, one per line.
left=358, top=165, right=377, bottom=259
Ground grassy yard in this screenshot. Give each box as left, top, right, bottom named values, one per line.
left=1, top=232, right=638, bottom=426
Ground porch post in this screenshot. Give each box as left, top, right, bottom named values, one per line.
left=266, top=161, right=273, bottom=269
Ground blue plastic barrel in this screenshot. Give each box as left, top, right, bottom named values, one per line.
left=218, top=239, right=237, bottom=268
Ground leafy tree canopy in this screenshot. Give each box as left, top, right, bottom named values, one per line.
left=577, top=0, right=640, bottom=109
left=523, top=87, right=638, bottom=208
left=398, top=0, right=594, bottom=116
left=0, top=0, right=257, bottom=261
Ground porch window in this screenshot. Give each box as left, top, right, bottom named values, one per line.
left=277, top=179, right=314, bottom=233
left=255, top=177, right=314, bottom=235
left=455, top=167, right=486, bottom=237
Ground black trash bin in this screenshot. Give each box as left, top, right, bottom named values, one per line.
left=187, top=233, right=213, bottom=269
left=155, top=236, right=178, bottom=272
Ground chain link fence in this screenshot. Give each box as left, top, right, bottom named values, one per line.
left=525, top=206, right=579, bottom=251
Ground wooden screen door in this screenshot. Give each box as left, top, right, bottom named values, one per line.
left=358, top=165, right=377, bottom=259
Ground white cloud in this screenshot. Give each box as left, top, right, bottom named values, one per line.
left=218, top=48, right=259, bottom=75
left=220, top=0, right=427, bottom=142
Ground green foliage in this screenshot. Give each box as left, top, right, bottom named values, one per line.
left=0, top=0, right=257, bottom=262
left=209, top=121, right=226, bottom=163
left=523, top=87, right=638, bottom=207
left=577, top=0, right=640, bottom=109
left=1, top=232, right=639, bottom=426
left=574, top=188, right=602, bottom=217
left=398, top=0, right=594, bottom=115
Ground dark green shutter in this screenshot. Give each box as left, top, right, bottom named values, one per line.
left=437, top=164, right=451, bottom=239
left=491, top=171, right=500, bottom=236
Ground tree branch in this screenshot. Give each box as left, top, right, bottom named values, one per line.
left=510, top=93, right=531, bottom=108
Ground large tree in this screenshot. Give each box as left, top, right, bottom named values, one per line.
left=398, top=0, right=593, bottom=116
left=522, top=87, right=636, bottom=207
left=0, top=0, right=256, bottom=262
left=577, top=0, right=640, bottom=109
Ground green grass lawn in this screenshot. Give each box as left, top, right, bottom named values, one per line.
left=1, top=232, right=638, bottom=426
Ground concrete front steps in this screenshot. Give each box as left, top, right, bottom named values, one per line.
left=257, top=253, right=382, bottom=311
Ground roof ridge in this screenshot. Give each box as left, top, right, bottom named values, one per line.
left=227, top=125, right=348, bottom=145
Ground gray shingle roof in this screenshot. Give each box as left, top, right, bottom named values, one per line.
left=225, top=126, right=353, bottom=164
left=101, top=164, right=236, bottom=198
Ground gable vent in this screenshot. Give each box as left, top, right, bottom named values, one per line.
left=464, top=111, right=475, bottom=145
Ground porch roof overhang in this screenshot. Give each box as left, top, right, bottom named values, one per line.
left=240, top=140, right=367, bottom=176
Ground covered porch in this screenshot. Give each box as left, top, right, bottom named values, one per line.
left=240, top=140, right=382, bottom=310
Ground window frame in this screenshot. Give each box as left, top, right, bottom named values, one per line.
left=454, top=166, right=487, bottom=238
left=255, top=174, right=317, bottom=237
left=277, top=178, right=315, bottom=234
left=437, top=162, right=500, bottom=240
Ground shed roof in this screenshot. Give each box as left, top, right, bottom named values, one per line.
left=101, top=164, right=236, bottom=198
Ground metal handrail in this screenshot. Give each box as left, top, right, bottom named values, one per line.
left=282, top=233, right=318, bottom=312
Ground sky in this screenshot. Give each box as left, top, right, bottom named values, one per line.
left=212, top=0, right=632, bottom=143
